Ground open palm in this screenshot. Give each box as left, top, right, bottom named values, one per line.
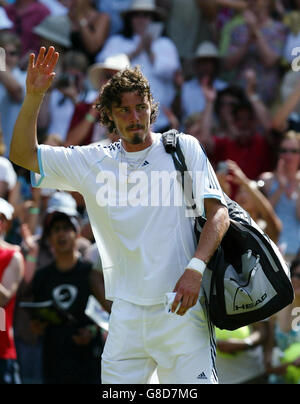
left=26, top=46, right=59, bottom=95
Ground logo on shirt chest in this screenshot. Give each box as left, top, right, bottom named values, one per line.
left=52, top=284, right=78, bottom=310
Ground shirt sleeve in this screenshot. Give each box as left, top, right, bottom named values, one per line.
left=178, top=134, right=227, bottom=216
left=30, top=144, right=98, bottom=192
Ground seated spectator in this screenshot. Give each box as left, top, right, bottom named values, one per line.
left=65, top=53, right=130, bottom=146
left=0, top=31, right=26, bottom=157
left=265, top=257, right=300, bottom=384
left=260, top=130, right=300, bottom=262
left=0, top=198, right=24, bottom=384
left=222, top=0, right=287, bottom=106
left=3, top=0, right=50, bottom=58
left=68, top=0, right=110, bottom=65
left=177, top=41, right=227, bottom=123
left=96, top=0, right=181, bottom=132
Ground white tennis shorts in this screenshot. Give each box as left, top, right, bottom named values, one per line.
left=101, top=298, right=217, bottom=384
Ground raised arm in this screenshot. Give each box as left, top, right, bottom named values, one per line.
left=9, top=47, right=59, bottom=173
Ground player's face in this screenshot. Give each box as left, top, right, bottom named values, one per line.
left=109, top=91, right=152, bottom=150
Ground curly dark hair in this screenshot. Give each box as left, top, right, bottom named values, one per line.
left=95, top=66, right=159, bottom=134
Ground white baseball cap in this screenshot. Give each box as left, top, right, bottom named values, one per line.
left=0, top=198, right=14, bottom=220
left=46, top=191, right=78, bottom=217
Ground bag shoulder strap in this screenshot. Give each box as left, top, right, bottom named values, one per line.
left=162, top=130, right=205, bottom=221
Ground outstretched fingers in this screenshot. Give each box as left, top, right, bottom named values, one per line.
left=33, top=47, right=59, bottom=73
left=46, top=51, right=59, bottom=74
left=41, top=46, right=55, bottom=68
left=34, top=47, right=46, bottom=67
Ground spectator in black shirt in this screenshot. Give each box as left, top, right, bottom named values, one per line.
left=30, top=209, right=110, bottom=384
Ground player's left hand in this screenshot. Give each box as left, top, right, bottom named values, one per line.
left=171, top=269, right=202, bottom=316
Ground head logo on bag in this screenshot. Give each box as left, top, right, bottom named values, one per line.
left=162, top=130, right=294, bottom=330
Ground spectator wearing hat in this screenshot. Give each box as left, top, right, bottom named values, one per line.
left=176, top=41, right=227, bottom=123
left=66, top=53, right=131, bottom=146
left=96, top=0, right=181, bottom=133
left=0, top=197, right=24, bottom=384
left=28, top=202, right=108, bottom=384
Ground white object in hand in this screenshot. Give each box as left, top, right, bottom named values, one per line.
left=164, top=292, right=181, bottom=314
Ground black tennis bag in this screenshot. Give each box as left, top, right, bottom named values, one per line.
left=162, top=130, right=294, bottom=330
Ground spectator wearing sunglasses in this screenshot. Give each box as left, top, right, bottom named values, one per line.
left=260, top=130, right=300, bottom=262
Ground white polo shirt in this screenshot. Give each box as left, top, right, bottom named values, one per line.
left=31, top=133, right=226, bottom=305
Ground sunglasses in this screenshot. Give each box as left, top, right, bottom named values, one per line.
left=6, top=50, right=19, bottom=57
left=278, top=148, right=300, bottom=154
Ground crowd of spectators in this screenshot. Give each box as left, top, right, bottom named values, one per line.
left=0, top=0, right=300, bottom=385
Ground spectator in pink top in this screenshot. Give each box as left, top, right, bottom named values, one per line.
left=4, top=0, right=50, bottom=57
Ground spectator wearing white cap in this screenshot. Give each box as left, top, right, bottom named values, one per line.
left=96, top=0, right=181, bottom=132
left=0, top=197, right=24, bottom=384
